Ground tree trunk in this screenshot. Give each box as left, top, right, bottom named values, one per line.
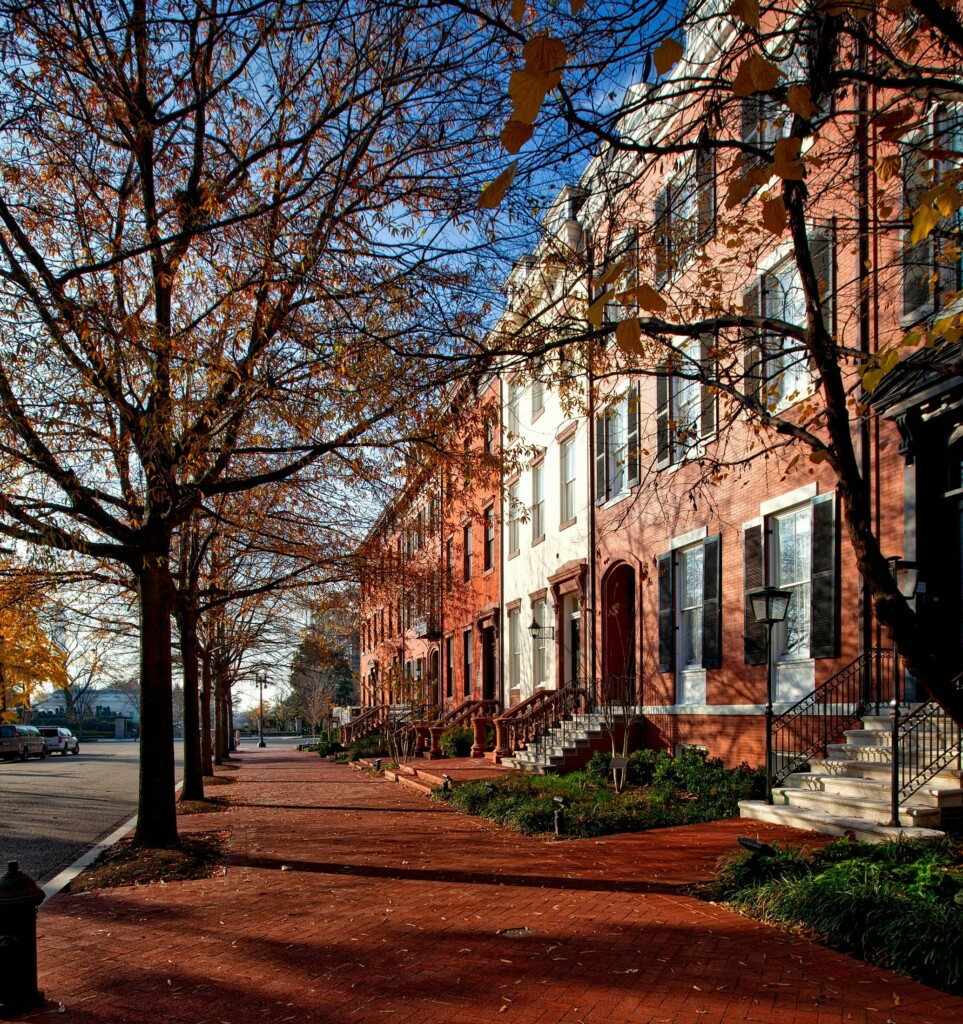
left=214, top=653, right=228, bottom=764
left=200, top=646, right=213, bottom=776
left=133, top=556, right=178, bottom=848
left=177, top=607, right=205, bottom=802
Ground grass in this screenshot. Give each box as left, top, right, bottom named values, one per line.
left=702, top=834, right=963, bottom=994
left=433, top=748, right=765, bottom=838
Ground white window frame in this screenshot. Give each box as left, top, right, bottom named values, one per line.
left=508, top=609, right=521, bottom=692
left=531, top=461, right=545, bottom=541
left=560, top=437, right=577, bottom=523
left=507, top=480, right=520, bottom=555
left=533, top=598, right=549, bottom=687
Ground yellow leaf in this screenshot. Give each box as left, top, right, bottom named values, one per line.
left=523, top=35, right=567, bottom=74
left=571, top=0, right=588, bottom=11
left=771, top=137, right=805, bottom=180
left=478, top=161, right=518, bottom=210
left=809, top=449, right=830, bottom=463
left=729, top=0, right=760, bottom=28
left=615, top=317, right=643, bottom=354
left=594, top=255, right=632, bottom=289
left=732, top=53, right=782, bottom=97
left=910, top=204, right=941, bottom=245
left=508, top=69, right=556, bottom=124
left=786, top=85, right=816, bottom=120
left=588, top=289, right=615, bottom=328
left=634, top=283, right=668, bottom=313
left=511, top=0, right=526, bottom=22
left=653, top=38, right=684, bottom=76
left=725, top=176, right=753, bottom=209
left=500, top=120, right=534, bottom=155
left=930, top=183, right=962, bottom=218
left=875, top=153, right=901, bottom=183
left=762, top=196, right=787, bottom=235
left=879, top=348, right=900, bottom=373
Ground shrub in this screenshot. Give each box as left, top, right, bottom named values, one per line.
left=439, top=725, right=473, bottom=758
left=585, top=751, right=611, bottom=783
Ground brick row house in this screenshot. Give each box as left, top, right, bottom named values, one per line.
left=353, top=3, right=963, bottom=834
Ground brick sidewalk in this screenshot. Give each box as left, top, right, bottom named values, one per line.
left=18, top=748, right=963, bottom=1024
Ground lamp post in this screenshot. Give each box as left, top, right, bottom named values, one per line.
left=748, top=586, right=791, bottom=804
left=885, top=556, right=918, bottom=827
left=257, top=671, right=269, bottom=749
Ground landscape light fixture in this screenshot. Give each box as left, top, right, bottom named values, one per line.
left=748, top=586, right=791, bottom=804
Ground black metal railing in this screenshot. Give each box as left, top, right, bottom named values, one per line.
left=890, top=672, right=963, bottom=823
left=770, top=647, right=897, bottom=789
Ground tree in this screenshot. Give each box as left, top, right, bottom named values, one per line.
left=469, top=0, right=963, bottom=724
left=0, top=578, right=66, bottom=721
left=0, top=0, right=507, bottom=846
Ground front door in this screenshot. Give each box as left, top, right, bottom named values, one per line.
left=482, top=626, right=496, bottom=701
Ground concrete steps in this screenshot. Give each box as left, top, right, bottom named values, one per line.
left=505, top=715, right=613, bottom=775
left=740, top=706, right=961, bottom=842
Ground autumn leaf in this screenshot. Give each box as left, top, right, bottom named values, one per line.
left=731, top=53, right=782, bottom=97
left=725, top=176, right=753, bottom=209
left=500, top=120, right=534, bottom=154
left=571, top=0, right=588, bottom=11
left=771, top=137, right=805, bottom=179
left=633, top=283, right=668, bottom=313
left=594, top=255, right=632, bottom=288
left=928, top=182, right=963, bottom=218
left=588, top=289, right=615, bottom=328
left=875, top=153, right=901, bottom=183
left=910, top=203, right=941, bottom=245
left=762, top=196, right=787, bottom=235
left=615, top=317, right=643, bottom=354
left=523, top=35, right=567, bottom=74
left=478, top=161, right=518, bottom=209
left=809, top=449, right=830, bottom=463
left=653, top=38, right=684, bottom=76
left=786, top=85, right=816, bottom=120
left=729, top=0, right=760, bottom=29
left=508, top=69, right=559, bottom=124
left=511, top=0, right=526, bottom=23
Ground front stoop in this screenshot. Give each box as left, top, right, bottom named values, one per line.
left=740, top=713, right=961, bottom=842
left=503, top=714, right=614, bottom=775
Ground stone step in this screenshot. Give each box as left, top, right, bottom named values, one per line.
left=769, top=786, right=942, bottom=827
left=810, top=758, right=963, bottom=790
left=739, top=800, right=945, bottom=843
left=826, top=743, right=893, bottom=762
left=781, top=772, right=963, bottom=809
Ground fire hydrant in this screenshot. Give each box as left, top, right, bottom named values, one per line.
left=0, top=861, right=45, bottom=1017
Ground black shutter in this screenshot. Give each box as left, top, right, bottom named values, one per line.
left=702, top=534, right=722, bottom=670
left=657, top=551, right=674, bottom=673
left=810, top=493, right=839, bottom=659
left=656, top=365, right=670, bottom=469
left=700, top=335, right=717, bottom=438
left=696, top=148, right=715, bottom=244
left=811, top=221, right=836, bottom=336
left=902, top=142, right=933, bottom=318
left=742, top=282, right=764, bottom=404
left=743, top=523, right=768, bottom=665
left=654, top=189, right=670, bottom=289
left=626, top=383, right=640, bottom=487
left=595, top=414, right=607, bottom=505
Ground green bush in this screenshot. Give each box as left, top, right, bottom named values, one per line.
left=707, top=836, right=963, bottom=994
left=439, top=725, right=473, bottom=758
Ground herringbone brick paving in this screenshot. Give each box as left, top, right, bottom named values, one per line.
left=18, top=748, right=963, bottom=1023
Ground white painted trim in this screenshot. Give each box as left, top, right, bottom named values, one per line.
left=640, top=703, right=808, bottom=716
left=669, top=526, right=708, bottom=551
left=760, top=482, right=818, bottom=517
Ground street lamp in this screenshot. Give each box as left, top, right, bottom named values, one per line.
left=885, top=556, right=918, bottom=827
left=748, top=586, right=792, bottom=805
left=257, top=671, right=269, bottom=749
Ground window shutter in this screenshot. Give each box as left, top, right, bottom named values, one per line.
left=810, top=221, right=836, bottom=336
left=743, top=523, right=768, bottom=665
left=810, top=493, right=839, bottom=659
left=935, top=108, right=962, bottom=302
left=741, top=96, right=760, bottom=146
left=696, top=148, right=715, bottom=244
left=902, top=144, right=933, bottom=318
left=657, top=551, right=674, bottom=672
left=656, top=365, right=671, bottom=469
left=742, top=282, right=763, bottom=403
left=699, top=335, right=717, bottom=438
left=654, top=189, right=670, bottom=289
left=626, top=384, right=640, bottom=487
left=595, top=414, right=607, bottom=505
left=702, top=534, right=722, bottom=670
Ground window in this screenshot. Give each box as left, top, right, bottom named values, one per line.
left=533, top=598, right=549, bottom=687
left=743, top=493, right=838, bottom=666
left=446, top=536, right=454, bottom=592
left=462, top=524, right=472, bottom=581
left=656, top=536, right=722, bottom=678
left=484, top=415, right=495, bottom=454
left=593, top=231, right=639, bottom=324
left=463, top=628, right=473, bottom=698
left=560, top=437, right=577, bottom=523
left=507, top=479, right=520, bottom=555
left=595, top=386, right=639, bottom=503
left=741, top=94, right=784, bottom=169
left=507, top=379, right=523, bottom=436
left=902, top=107, right=962, bottom=322
left=445, top=636, right=454, bottom=699
left=656, top=338, right=717, bottom=469
left=531, top=461, right=545, bottom=540
left=654, top=151, right=715, bottom=288
left=531, top=378, right=545, bottom=419
left=483, top=506, right=495, bottom=571
left=508, top=608, right=522, bottom=692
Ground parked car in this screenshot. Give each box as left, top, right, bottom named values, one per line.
left=39, top=726, right=80, bottom=756
left=0, top=724, right=47, bottom=761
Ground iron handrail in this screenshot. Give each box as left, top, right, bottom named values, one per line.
left=770, top=648, right=896, bottom=788
left=429, top=698, right=501, bottom=730
left=339, top=703, right=389, bottom=745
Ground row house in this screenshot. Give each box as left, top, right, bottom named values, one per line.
left=354, top=2, right=962, bottom=830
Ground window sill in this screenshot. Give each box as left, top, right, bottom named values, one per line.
left=532, top=407, right=545, bottom=423
left=507, top=549, right=520, bottom=561
left=484, top=567, right=494, bottom=577
left=532, top=535, right=546, bottom=547
left=559, top=516, right=577, bottom=531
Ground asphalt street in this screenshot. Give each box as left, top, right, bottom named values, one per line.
left=0, top=739, right=184, bottom=883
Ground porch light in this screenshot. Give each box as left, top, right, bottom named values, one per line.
left=887, top=557, right=919, bottom=599
left=528, top=617, right=555, bottom=641
left=747, top=586, right=791, bottom=806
